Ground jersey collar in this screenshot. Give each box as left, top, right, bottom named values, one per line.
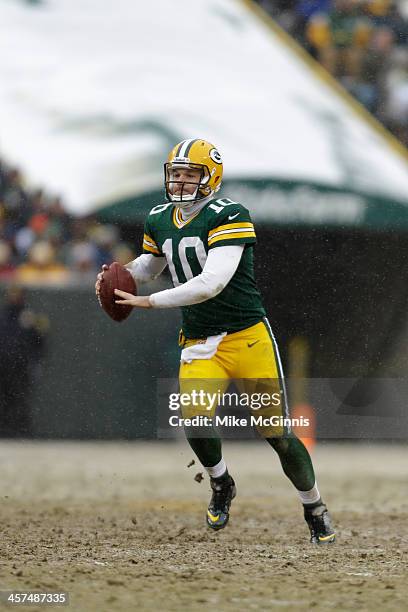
left=172, top=195, right=213, bottom=229
left=172, top=205, right=201, bottom=229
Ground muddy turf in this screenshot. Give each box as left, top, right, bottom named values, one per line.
left=0, top=442, right=406, bottom=611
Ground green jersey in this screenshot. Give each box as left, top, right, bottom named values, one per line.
left=142, top=196, right=266, bottom=338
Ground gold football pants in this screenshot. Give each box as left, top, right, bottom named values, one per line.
left=179, top=318, right=289, bottom=437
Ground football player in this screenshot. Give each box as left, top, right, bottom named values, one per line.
left=95, top=139, right=335, bottom=544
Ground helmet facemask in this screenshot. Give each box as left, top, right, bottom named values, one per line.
left=164, top=162, right=213, bottom=209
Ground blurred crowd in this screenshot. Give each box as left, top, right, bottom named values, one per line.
left=0, top=160, right=134, bottom=285
left=257, top=0, right=408, bottom=146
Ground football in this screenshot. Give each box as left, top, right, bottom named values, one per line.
left=98, top=262, right=137, bottom=322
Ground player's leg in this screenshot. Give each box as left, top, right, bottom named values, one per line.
left=179, top=352, right=235, bottom=530
left=262, top=319, right=335, bottom=543
left=265, top=435, right=335, bottom=543
left=179, top=356, right=227, bottom=471
left=234, top=319, right=335, bottom=544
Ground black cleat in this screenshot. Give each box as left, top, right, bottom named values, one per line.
left=304, top=503, right=336, bottom=544
left=206, top=473, right=236, bottom=531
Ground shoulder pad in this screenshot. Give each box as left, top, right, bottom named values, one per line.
left=148, top=201, right=173, bottom=218
left=207, top=198, right=251, bottom=226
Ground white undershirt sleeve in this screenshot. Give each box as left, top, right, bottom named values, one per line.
left=149, top=245, right=244, bottom=308
left=125, top=254, right=167, bottom=284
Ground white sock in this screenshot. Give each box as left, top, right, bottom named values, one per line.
left=297, top=482, right=321, bottom=505
left=205, top=458, right=227, bottom=479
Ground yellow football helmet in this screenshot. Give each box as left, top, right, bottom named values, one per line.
left=165, top=138, right=223, bottom=207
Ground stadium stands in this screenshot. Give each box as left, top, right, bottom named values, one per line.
left=0, top=159, right=134, bottom=284
left=256, top=0, right=408, bottom=147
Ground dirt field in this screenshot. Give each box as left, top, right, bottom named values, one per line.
left=0, top=441, right=406, bottom=612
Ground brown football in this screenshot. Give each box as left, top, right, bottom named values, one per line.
left=98, top=262, right=137, bottom=322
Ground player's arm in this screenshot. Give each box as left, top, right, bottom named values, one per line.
left=125, top=254, right=167, bottom=283
left=114, top=245, right=244, bottom=308
left=95, top=254, right=167, bottom=295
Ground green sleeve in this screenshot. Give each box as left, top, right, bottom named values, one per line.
left=207, top=202, right=257, bottom=250
left=142, top=217, right=164, bottom=257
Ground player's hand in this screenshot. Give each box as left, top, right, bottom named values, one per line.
left=95, top=264, right=109, bottom=296
left=114, top=289, right=152, bottom=308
